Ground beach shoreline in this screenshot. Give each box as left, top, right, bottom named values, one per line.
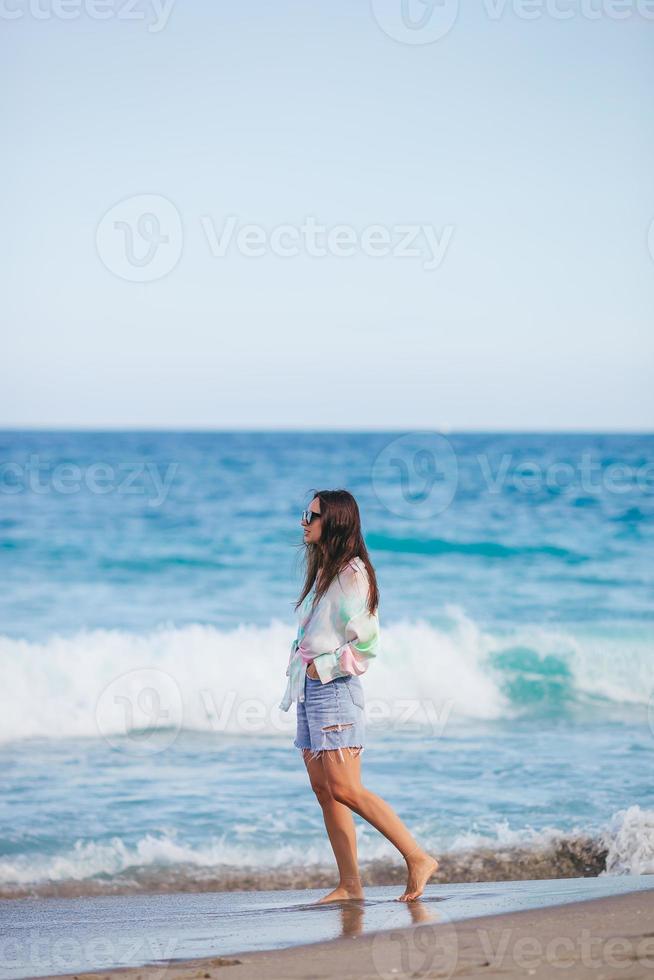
left=0, top=834, right=609, bottom=900
left=19, top=881, right=654, bottom=980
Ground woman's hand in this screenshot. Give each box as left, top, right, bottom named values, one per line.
left=306, top=661, right=320, bottom=680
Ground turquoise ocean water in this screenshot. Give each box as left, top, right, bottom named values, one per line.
left=1, top=430, right=653, bottom=896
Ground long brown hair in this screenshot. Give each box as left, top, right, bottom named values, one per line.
left=294, top=488, right=379, bottom=616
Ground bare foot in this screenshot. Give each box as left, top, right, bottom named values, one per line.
left=314, top=877, right=365, bottom=903
left=396, top=850, right=439, bottom=902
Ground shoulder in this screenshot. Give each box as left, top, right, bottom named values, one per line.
left=334, top=557, right=369, bottom=597
left=337, top=556, right=366, bottom=580
left=320, top=557, right=369, bottom=598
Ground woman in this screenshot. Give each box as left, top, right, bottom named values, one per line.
left=279, top=488, right=439, bottom=903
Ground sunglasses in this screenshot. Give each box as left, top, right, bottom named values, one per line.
left=301, top=508, right=322, bottom=525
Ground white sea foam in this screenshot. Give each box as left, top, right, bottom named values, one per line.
left=2, top=807, right=652, bottom=888
left=602, top=805, right=654, bottom=875
left=449, top=807, right=654, bottom=878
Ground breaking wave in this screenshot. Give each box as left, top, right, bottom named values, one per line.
left=1, top=806, right=652, bottom=898
left=1, top=607, right=652, bottom=744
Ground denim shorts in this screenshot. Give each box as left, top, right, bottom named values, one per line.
left=294, top=671, right=366, bottom=762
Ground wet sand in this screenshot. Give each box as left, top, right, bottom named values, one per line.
left=16, top=878, right=654, bottom=980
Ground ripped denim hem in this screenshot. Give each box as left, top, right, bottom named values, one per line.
left=297, top=744, right=365, bottom=763
left=294, top=721, right=364, bottom=763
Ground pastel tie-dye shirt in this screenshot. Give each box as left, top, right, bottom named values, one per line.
left=278, top=556, right=380, bottom=711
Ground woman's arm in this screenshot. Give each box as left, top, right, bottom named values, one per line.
left=301, top=570, right=380, bottom=684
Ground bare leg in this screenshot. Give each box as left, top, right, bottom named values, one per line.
left=319, top=747, right=439, bottom=902
left=300, top=747, right=364, bottom=902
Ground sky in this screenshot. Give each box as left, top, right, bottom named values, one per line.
left=2, top=0, right=653, bottom=431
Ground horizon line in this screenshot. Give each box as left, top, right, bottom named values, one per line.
left=0, top=425, right=652, bottom=436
